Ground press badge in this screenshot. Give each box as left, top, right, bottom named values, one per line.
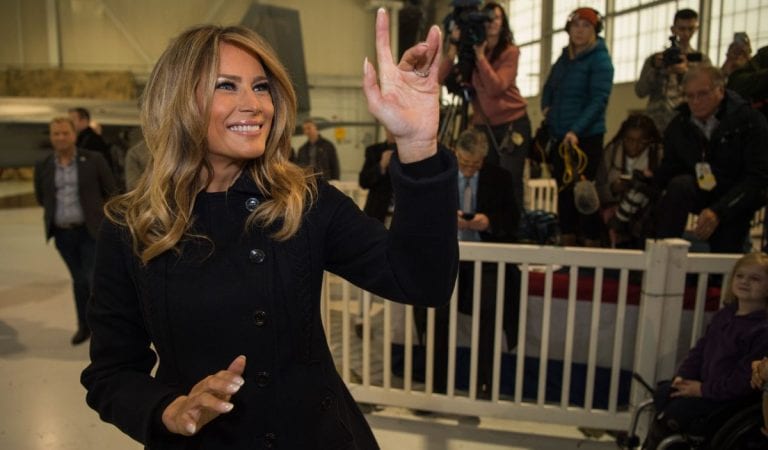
left=695, top=162, right=717, bottom=191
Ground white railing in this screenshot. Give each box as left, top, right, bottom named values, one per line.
left=321, top=240, right=740, bottom=433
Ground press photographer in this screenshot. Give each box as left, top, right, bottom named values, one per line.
left=438, top=1, right=531, bottom=214
left=635, top=8, right=710, bottom=134
left=662, top=35, right=703, bottom=68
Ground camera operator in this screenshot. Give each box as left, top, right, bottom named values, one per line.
left=438, top=1, right=530, bottom=215
left=635, top=8, right=710, bottom=135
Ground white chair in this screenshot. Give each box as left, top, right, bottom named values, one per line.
left=525, top=178, right=558, bottom=213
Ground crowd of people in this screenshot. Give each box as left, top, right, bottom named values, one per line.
left=28, top=3, right=768, bottom=448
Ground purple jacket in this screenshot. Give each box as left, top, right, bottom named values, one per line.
left=677, top=303, right=768, bottom=400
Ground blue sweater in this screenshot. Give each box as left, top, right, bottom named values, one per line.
left=542, top=38, right=614, bottom=140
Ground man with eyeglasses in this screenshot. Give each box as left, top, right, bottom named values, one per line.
left=652, top=65, right=768, bottom=253
left=421, top=128, right=520, bottom=398
left=635, top=8, right=710, bottom=134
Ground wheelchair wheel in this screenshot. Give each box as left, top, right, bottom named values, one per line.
left=707, top=402, right=765, bottom=450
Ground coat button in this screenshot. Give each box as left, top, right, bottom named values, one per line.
left=264, top=432, right=276, bottom=448
left=248, top=248, right=266, bottom=264
left=245, top=197, right=259, bottom=211
left=320, top=395, right=333, bottom=411
left=255, top=371, right=270, bottom=387
left=253, top=310, right=267, bottom=326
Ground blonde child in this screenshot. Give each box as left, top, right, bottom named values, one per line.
left=643, top=252, right=768, bottom=449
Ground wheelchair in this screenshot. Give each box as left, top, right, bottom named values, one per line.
left=616, top=374, right=766, bottom=449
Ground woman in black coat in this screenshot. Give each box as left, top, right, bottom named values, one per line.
left=81, top=10, right=458, bottom=450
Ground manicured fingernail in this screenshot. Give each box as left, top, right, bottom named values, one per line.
left=233, top=376, right=244, bottom=386
left=186, top=423, right=196, bottom=434
left=364, top=57, right=369, bottom=75
left=222, top=402, right=234, bottom=412
left=227, top=383, right=241, bottom=393
left=378, top=7, right=385, bottom=15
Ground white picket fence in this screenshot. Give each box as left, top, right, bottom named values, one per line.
left=324, top=181, right=744, bottom=434
left=321, top=240, right=740, bottom=432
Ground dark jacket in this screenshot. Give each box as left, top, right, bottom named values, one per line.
left=358, top=141, right=395, bottom=223
left=77, top=126, right=113, bottom=169
left=475, top=163, right=519, bottom=243
left=33, top=148, right=116, bottom=240
left=296, top=135, right=340, bottom=180
left=80, top=151, right=459, bottom=449
left=657, top=91, right=768, bottom=221
left=676, top=304, right=768, bottom=401
left=542, top=38, right=614, bottom=140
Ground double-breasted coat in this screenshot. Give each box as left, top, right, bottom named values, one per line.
left=81, top=151, right=459, bottom=449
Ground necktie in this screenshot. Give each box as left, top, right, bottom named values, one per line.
left=463, top=178, right=472, bottom=213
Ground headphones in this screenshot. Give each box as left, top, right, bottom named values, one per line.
left=565, top=7, right=604, bottom=34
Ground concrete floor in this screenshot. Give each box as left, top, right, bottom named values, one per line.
left=0, top=179, right=616, bottom=450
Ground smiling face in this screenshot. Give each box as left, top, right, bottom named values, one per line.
left=731, top=263, right=768, bottom=311
left=203, top=42, right=274, bottom=172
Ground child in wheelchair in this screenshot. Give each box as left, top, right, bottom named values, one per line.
left=642, top=252, right=768, bottom=449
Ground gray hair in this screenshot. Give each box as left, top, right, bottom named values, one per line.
left=455, top=129, right=489, bottom=158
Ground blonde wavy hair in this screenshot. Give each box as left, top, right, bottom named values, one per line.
left=106, top=25, right=316, bottom=263
left=723, top=252, right=768, bottom=307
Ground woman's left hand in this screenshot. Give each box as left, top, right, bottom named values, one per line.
left=363, top=8, right=441, bottom=163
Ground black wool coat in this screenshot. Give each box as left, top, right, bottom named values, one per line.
left=81, top=151, right=459, bottom=449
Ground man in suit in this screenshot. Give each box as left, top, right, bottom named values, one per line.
left=34, top=117, right=116, bottom=345
left=295, top=119, right=340, bottom=180
left=428, top=128, right=520, bottom=397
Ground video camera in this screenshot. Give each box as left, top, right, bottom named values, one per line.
left=662, top=35, right=703, bottom=68
left=443, top=0, right=494, bottom=96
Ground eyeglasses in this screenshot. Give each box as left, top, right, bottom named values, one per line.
left=456, top=153, right=483, bottom=168
left=683, top=87, right=717, bottom=102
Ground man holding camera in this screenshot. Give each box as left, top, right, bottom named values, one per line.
left=635, top=8, right=710, bottom=134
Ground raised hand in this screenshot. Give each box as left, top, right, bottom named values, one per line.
left=362, top=8, right=442, bottom=163
left=162, top=355, right=246, bottom=435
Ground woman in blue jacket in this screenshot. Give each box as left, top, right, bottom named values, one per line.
left=542, top=7, right=614, bottom=246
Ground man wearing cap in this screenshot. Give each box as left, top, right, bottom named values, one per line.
left=635, top=9, right=710, bottom=134
left=653, top=66, right=768, bottom=253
